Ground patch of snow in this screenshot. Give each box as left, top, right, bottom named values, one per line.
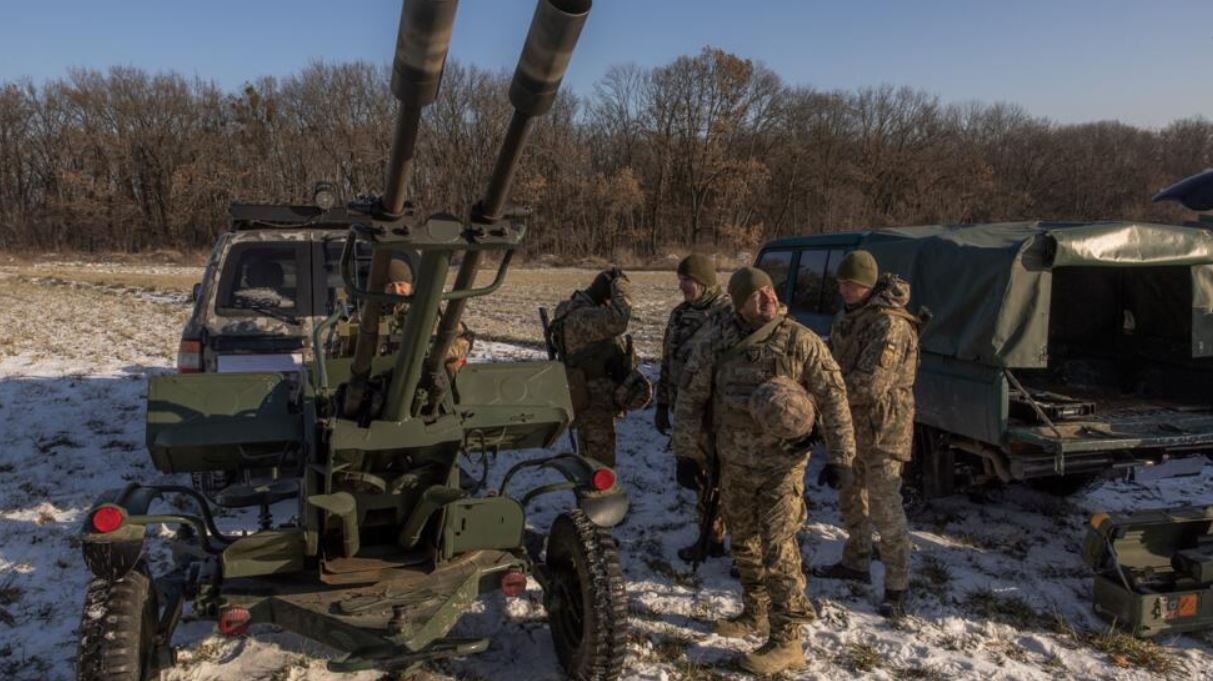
left=1, top=285, right=1211, bottom=680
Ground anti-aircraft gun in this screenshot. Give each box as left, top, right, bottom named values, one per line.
left=75, top=1, right=630, bottom=679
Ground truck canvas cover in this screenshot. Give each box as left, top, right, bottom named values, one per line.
left=861, top=221, right=1213, bottom=368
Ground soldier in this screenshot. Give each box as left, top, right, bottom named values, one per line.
left=549, top=268, right=636, bottom=466
left=811, top=250, right=920, bottom=618
left=673, top=267, right=856, bottom=674
left=655, top=254, right=732, bottom=562
left=384, top=259, right=474, bottom=375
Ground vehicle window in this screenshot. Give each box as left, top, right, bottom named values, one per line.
left=321, top=241, right=401, bottom=311
left=756, top=250, right=794, bottom=301
left=821, top=248, right=852, bottom=315
left=791, top=250, right=829, bottom=314
left=217, top=244, right=305, bottom=316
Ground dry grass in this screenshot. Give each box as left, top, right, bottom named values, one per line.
left=464, top=267, right=719, bottom=359
left=0, top=275, right=187, bottom=363
left=29, top=269, right=202, bottom=292
left=836, top=640, right=885, bottom=672
left=962, top=588, right=1041, bottom=630
left=2, top=262, right=711, bottom=361
left=0, top=576, right=22, bottom=606
left=1085, top=628, right=1182, bottom=677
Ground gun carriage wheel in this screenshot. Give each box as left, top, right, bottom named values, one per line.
left=543, top=509, right=627, bottom=681
left=76, top=565, right=160, bottom=681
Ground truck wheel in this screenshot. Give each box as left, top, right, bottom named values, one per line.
left=543, top=509, right=627, bottom=681
left=77, top=567, right=160, bottom=681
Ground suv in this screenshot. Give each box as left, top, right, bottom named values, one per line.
left=757, top=220, right=1213, bottom=497
left=178, top=197, right=394, bottom=494
left=179, top=200, right=386, bottom=374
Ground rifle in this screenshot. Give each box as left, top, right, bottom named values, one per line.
left=691, top=416, right=720, bottom=574
left=539, top=306, right=579, bottom=453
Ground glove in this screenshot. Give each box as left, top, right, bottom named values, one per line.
left=817, top=463, right=854, bottom=490
left=654, top=402, right=671, bottom=435
left=675, top=457, right=702, bottom=491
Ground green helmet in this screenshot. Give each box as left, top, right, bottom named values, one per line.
left=748, top=376, right=816, bottom=440
left=837, top=250, right=878, bottom=288
left=614, top=369, right=653, bottom=412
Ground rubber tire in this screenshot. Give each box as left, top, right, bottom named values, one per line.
left=543, top=510, right=627, bottom=681
left=77, top=567, right=160, bottom=681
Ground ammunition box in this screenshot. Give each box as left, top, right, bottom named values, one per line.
left=1082, top=506, right=1213, bottom=637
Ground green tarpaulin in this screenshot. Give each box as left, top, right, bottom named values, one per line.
left=860, top=221, right=1213, bottom=368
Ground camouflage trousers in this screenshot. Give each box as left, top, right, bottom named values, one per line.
left=573, top=378, right=619, bottom=466
left=719, top=462, right=813, bottom=642
left=839, top=453, right=911, bottom=591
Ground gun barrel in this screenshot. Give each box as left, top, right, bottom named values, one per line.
left=423, top=0, right=591, bottom=415
left=384, top=0, right=460, bottom=213
left=477, top=0, right=591, bottom=222
left=344, top=0, right=460, bottom=419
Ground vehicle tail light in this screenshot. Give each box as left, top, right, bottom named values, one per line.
left=176, top=339, right=203, bottom=373
left=217, top=606, right=251, bottom=636
left=500, top=569, right=527, bottom=597
left=90, top=506, right=125, bottom=533
left=591, top=468, right=616, bottom=491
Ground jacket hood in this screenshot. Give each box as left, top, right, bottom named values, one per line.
left=869, top=273, right=911, bottom=310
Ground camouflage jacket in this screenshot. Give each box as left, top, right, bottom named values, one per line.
left=657, top=286, right=731, bottom=408
left=551, top=276, right=633, bottom=380
left=385, top=305, right=473, bottom=370
left=672, top=306, right=856, bottom=473
left=829, top=273, right=920, bottom=459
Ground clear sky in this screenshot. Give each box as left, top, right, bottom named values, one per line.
left=3, top=0, right=1210, bottom=128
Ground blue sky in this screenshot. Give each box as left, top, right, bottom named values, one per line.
left=3, top=0, right=1210, bottom=127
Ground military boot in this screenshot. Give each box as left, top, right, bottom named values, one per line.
left=677, top=540, right=726, bottom=563
left=713, top=608, right=769, bottom=639
left=738, top=638, right=807, bottom=674
left=810, top=562, right=870, bottom=584
left=878, top=588, right=907, bottom=619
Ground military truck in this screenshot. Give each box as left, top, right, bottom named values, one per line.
left=76, top=1, right=629, bottom=679
left=757, top=215, right=1213, bottom=497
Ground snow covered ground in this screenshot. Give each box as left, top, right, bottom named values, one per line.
left=1, top=272, right=1212, bottom=680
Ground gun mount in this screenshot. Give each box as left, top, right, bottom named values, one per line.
left=75, top=2, right=631, bottom=680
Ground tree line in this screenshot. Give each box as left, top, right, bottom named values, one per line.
left=1, top=47, right=1209, bottom=257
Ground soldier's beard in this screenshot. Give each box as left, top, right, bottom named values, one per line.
left=741, top=304, right=778, bottom=327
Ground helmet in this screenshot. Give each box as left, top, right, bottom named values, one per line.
left=614, top=369, right=653, bottom=412
left=748, top=376, right=816, bottom=439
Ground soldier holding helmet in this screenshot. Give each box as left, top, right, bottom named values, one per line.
left=673, top=266, right=856, bottom=674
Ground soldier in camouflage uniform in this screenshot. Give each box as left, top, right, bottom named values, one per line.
left=655, top=254, right=732, bottom=561
left=550, top=268, right=634, bottom=467
left=383, top=259, right=474, bottom=375
left=673, top=267, right=856, bottom=675
left=811, top=250, right=920, bottom=618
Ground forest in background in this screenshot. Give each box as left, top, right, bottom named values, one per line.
left=1, top=47, right=1210, bottom=258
